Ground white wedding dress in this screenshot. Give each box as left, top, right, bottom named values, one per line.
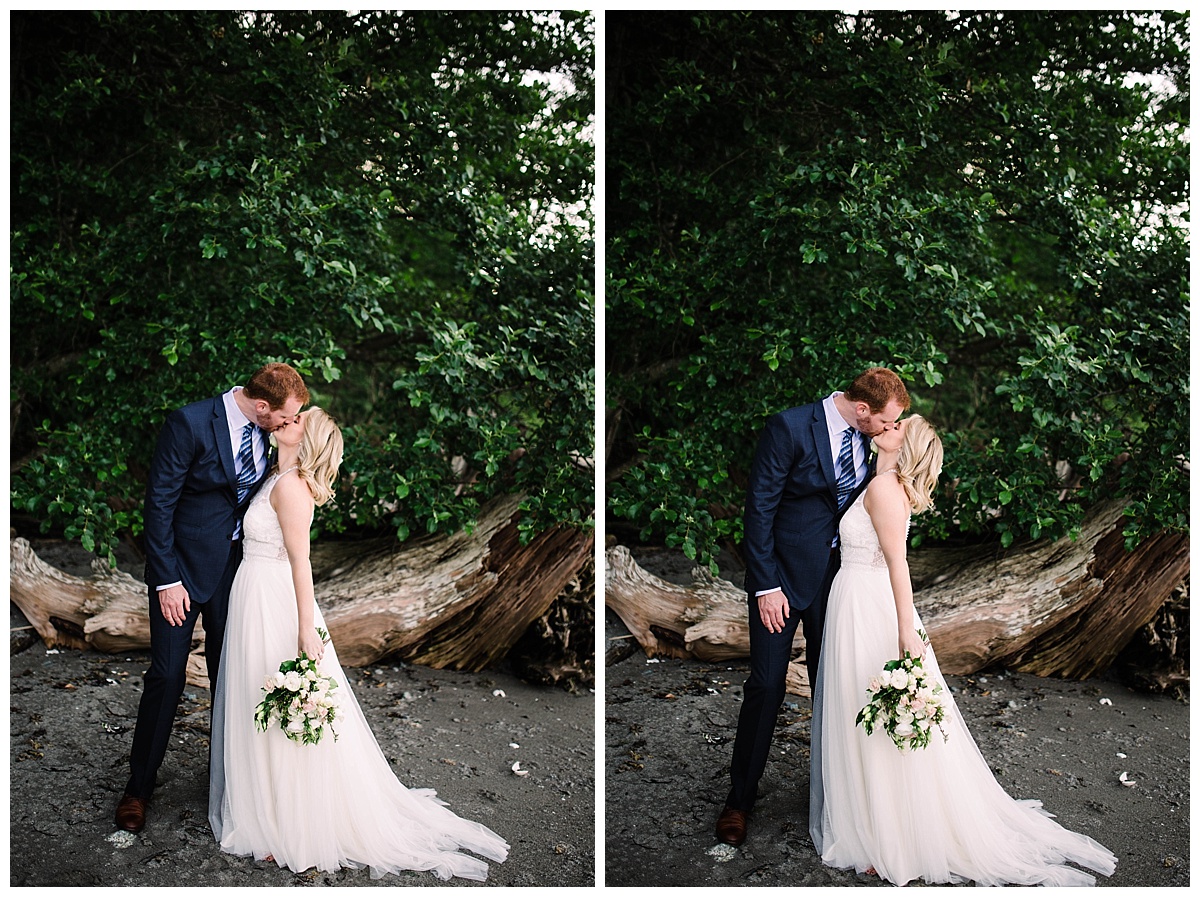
left=209, top=471, right=509, bottom=881
left=809, top=492, right=1116, bottom=886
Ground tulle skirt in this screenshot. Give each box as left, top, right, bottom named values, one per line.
left=809, top=563, right=1116, bottom=887
left=209, top=555, right=509, bottom=881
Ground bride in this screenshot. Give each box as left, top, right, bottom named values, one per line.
left=208, top=407, right=509, bottom=881
left=809, top=414, right=1116, bottom=886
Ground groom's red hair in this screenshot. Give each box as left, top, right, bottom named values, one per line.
left=844, top=367, right=910, bottom=413
left=244, top=362, right=310, bottom=410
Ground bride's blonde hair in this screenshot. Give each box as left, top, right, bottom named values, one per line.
left=896, top=415, right=943, bottom=515
left=297, top=406, right=344, bottom=507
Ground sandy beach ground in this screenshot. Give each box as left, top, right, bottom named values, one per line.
left=604, top=547, right=1189, bottom=888
left=8, top=541, right=594, bottom=888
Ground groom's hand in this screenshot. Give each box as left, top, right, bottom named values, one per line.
left=158, top=584, right=191, bottom=627
left=757, top=589, right=790, bottom=633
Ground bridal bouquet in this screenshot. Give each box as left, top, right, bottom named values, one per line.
left=254, top=633, right=341, bottom=746
left=856, top=649, right=947, bottom=751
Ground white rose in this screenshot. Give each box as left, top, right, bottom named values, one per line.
left=889, top=669, right=910, bottom=691
left=286, top=718, right=305, bottom=734
left=283, top=671, right=303, bottom=692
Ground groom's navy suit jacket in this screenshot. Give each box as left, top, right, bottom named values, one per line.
left=143, top=395, right=265, bottom=603
left=742, top=400, right=872, bottom=611
left=126, top=392, right=268, bottom=800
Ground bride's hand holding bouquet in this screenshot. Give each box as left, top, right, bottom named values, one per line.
left=298, top=624, right=326, bottom=665
left=254, top=628, right=341, bottom=746
left=898, top=625, right=927, bottom=662
left=856, top=632, right=947, bottom=752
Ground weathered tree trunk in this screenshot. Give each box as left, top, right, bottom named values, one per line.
left=605, top=500, right=1189, bottom=696
left=604, top=543, right=817, bottom=692
left=10, top=493, right=593, bottom=688
left=907, top=501, right=1188, bottom=679
left=604, top=545, right=755, bottom=661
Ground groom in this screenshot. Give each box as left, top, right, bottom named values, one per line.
left=114, top=362, right=309, bottom=833
left=716, top=366, right=909, bottom=846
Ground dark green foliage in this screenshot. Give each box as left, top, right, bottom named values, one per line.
left=607, top=11, right=1187, bottom=567
left=12, top=11, right=595, bottom=561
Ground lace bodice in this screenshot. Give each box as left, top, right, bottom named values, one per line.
left=241, top=469, right=301, bottom=563
left=838, top=491, right=910, bottom=571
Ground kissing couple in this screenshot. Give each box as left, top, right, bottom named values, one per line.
left=114, top=362, right=508, bottom=881
left=718, top=366, right=1116, bottom=886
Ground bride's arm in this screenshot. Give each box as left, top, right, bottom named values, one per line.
left=273, top=474, right=325, bottom=662
left=866, top=480, right=925, bottom=660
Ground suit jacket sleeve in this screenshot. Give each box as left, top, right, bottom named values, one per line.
left=742, top=413, right=794, bottom=599
left=143, top=409, right=196, bottom=590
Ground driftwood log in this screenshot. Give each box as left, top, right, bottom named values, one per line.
left=605, top=499, right=1189, bottom=696
left=10, top=493, right=593, bottom=688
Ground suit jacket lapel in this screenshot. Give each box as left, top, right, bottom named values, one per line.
left=212, top=397, right=238, bottom=490
left=861, top=431, right=876, bottom=474
left=855, top=431, right=876, bottom=498
left=256, top=440, right=276, bottom=488
left=812, top=403, right=838, bottom=497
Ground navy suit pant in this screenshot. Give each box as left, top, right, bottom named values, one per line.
left=124, top=542, right=241, bottom=800
left=726, top=550, right=838, bottom=812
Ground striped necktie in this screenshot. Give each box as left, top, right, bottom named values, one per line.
left=235, top=422, right=258, bottom=505
left=835, top=427, right=858, bottom=509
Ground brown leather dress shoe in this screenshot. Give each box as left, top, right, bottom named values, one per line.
left=114, top=794, right=147, bottom=833
left=715, top=804, right=748, bottom=846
